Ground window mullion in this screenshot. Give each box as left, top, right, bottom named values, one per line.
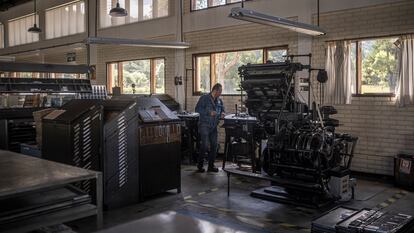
left=126, top=0, right=130, bottom=23
left=210, top=54, right=216, bottom=88
left=150, top=59, right=156, bottom=94
left=357, top=42, right=362, bottom=94
left=153, top=0, right=158, bottom=18
left=107, top=63, right=113, bottom=93
left=195, top=57, right=200, bottom=93
left=118, top=62, right=124, bottom=94
left=138, top=0, right=144, bottom=21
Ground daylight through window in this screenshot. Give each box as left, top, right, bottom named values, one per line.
left=99, top=0, right=169, bottom=28
left=352, top=37, right=399, bottom=94
left=194, top=47, right=288, bottom=95
left=107, top=58, right=165, bottom=94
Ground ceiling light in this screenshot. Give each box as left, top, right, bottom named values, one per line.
left=85, top=37, right=190, bottom=49
left=109, top=1, right=128, bottom=17
left=28, top=0, right=41, bottom=33
left=28, top=24, right=42, bottom=33
left=229, top=7, right=325, bottom=36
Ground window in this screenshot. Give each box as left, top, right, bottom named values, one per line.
left=195, top=56, right=210, bottom=93
left=99, top=0, right=169, bottom=28
left=194, top=47, right=288, bottom=95
left=107, top=58, right=165, bottom=94
left=0, top=23, right=4, bottom=48
left=191, top=0, right=244, bottom=11
left=8, top=14, right=39, bottom=47
left=45, top=1, right=85, bottom=39
left=352, top=37, right=399, bottom=95
left=267, top=48, right=288, bottom=63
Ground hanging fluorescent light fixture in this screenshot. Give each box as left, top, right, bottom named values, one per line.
left=229, top=7, right=325, bottom=36
left=28, top=0, right=41, bottom=33
left=109, top=0, right=128, bottom=17
left=85, top=37, right=190, bottom=49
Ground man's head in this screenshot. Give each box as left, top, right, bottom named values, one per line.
left=211, top=83, right=222, bottom=98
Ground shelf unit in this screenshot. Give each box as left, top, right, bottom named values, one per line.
left=0, top=78, right=92, bottom=93
left=0, top=150, right=102, bottom=233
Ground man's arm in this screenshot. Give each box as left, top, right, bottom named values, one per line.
left=220, top=99, right=225, bottom=118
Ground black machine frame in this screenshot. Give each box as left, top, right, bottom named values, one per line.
left=223, top=55, right=358, bottom=207
left=42, top=99, right=141, bottom=209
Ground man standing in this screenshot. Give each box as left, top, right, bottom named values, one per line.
left=195, top=83, right=225, bottom=173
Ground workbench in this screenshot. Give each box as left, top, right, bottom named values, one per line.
left=0, top=150, right=102, bottom=233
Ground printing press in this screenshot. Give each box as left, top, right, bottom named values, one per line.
left=224, top=60, right=358, bottom=207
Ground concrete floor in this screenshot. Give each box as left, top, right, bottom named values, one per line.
left=67, top=163, right=414, bottom=233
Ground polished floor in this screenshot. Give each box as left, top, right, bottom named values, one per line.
left=67, top=163, right=414, bottom=233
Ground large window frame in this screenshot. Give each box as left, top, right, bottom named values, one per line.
left=99, top=0, right=169, bottom=29
left=8, top=13, right=40, bottom=47
left=351, top=36, right=399, bottom=97
left=106, top=57, right=166, bottom=94
left=193, top=46, right=288, bottom=95
left=45, top=0, right=86, bottom=40
left=191, top=0, right=250, bottom=12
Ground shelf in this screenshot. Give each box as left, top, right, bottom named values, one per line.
left=0, top=204, right=97, bottom=233
left=0, top=78, right=92, bottom=94
left=0, top=151, right=102, bottom=233
left=0, top=91, right=91, bottom=94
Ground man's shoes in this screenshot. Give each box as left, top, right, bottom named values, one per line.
left=197, top=167, right=205, bottom=173
left=207, top=167, right=219, bottom=173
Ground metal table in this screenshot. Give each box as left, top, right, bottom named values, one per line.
left=0, top=150, right=102, bottom=233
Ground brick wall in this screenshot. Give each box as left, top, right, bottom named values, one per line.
left=312, top=0, right=414, bottom=175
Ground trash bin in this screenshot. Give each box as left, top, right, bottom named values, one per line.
left=394, top=154, right=414, bottom=190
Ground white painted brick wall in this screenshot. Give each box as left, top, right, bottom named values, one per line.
left=311, top=0, right=414, bottom=175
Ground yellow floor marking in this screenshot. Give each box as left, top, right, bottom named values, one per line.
left=380, top=202, right=389, bottom=207
left=185, top=200, right=198, bottom=203
left=197, top=191, right=206, bottom=196
left=279, top=223, right=297, bottom=228
left=217, top=208, right=233, bottom=212
left=200, top=203, right=215, bottom=208
left=183, top=195, right=192, bottom=200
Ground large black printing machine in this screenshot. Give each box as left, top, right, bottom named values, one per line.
left=221, top=60, right=360, bottom=207
left=40, top=96, right=182, bottom=209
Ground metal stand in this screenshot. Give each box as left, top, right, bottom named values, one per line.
left=223, top=167, right=334, bottom=208
left=0, top=150, right=102, bottom=233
